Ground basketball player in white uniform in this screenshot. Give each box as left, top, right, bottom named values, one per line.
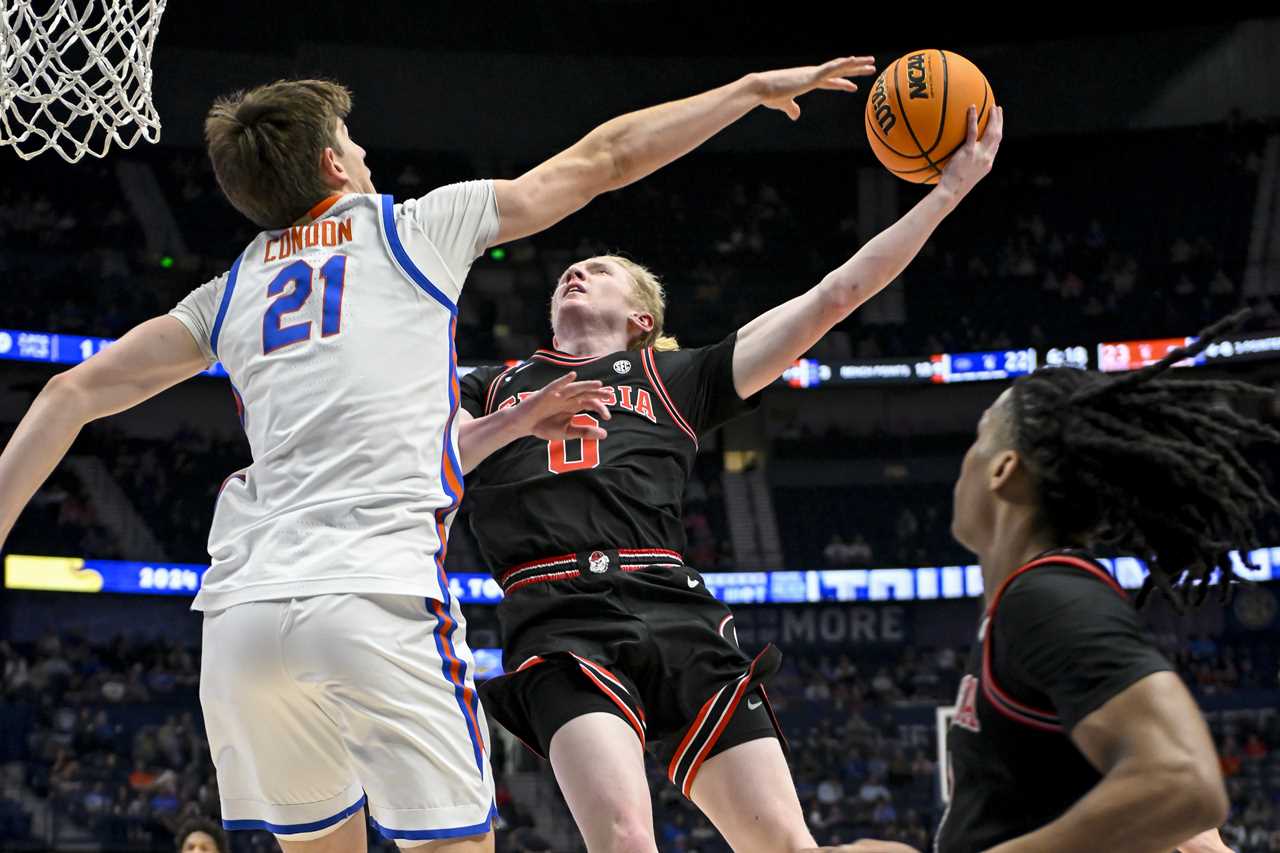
left=0, top=58, right=874, bottom=852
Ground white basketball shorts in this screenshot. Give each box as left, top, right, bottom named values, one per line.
left=200, top=593, right=495, bottom=842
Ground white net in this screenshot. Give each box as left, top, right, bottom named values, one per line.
left=0, top=0, right=167, bottom=163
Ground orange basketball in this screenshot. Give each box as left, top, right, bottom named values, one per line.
left=864, top=49, right=994, bottom=184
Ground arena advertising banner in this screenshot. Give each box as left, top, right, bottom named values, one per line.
left=732, top=604, right=912, bottom=647
left=7, top=547, right=1279, bottom=603
left=468, top=607, right=915, bottom=682
left=4, top=326, right=1279, bottom=388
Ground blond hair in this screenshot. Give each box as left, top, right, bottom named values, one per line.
left=602, top=255, right=680, bottom=351
left=204, top=79, right=352, bottom=229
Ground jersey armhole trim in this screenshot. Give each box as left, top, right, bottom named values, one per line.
left=980, top=555, right=1126, bottom=733
left=483, top=365, right=517, bottom=415
left=379, top=194, right=458, bottom=316
left=209, top=253, right=244, bottom=359
left=641, top=347, right=698, bottom=448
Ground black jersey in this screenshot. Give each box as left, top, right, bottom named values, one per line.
left=458, top=334, right=754, bottom=572
left=934, top=552, right=1173, bottom=853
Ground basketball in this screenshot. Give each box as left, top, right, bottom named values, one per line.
left=864, top=49, right=994, bottom=184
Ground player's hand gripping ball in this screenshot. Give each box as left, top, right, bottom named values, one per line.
left=865, top=49, right=994, bottom=184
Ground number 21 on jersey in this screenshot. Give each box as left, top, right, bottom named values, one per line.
left=262, top=255, right=348, bottom=354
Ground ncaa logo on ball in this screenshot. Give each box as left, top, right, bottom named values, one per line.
left=613, top=359, right=631, bottom=375
left=588, top=551, right=609, bottom=573
left=907, top=52, right=930, bottom=99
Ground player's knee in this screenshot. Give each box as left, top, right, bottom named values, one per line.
left=601, top=812, right=657, bottom=853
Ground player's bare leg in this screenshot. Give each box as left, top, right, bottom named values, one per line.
left=689, top=737, right=816, bottom=853
left=276, top=809, right=367, bottom=853
left=548, top=713, right=658, bottom=853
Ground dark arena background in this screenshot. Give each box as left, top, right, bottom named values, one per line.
left=2, top=4, right=1280, bottom=851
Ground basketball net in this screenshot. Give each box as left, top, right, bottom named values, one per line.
left=0, top=0, right=167, bottom=163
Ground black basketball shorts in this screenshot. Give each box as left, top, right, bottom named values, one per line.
left=479, top=551, right=785, bottom=798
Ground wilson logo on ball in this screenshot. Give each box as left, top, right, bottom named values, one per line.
left=870, top=74, right=896, bottom=134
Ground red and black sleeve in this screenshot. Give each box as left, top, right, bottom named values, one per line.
left=646, top=333, right=759, bottom=437
left=992, top=564, right=1173, bottom=733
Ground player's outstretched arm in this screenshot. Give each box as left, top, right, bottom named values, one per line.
left=0, top=316, right=209, bottom=548
left=456, top=372, right=612, bottom=474
left=731, top=105, right=1003, bottom=399
left=490, top=56, right=876, bottom=245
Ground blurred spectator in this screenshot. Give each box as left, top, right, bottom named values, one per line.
left=176, top=816, right=226, bottom=852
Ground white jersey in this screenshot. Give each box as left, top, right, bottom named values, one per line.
left=170, top=185, right=498, bottom=612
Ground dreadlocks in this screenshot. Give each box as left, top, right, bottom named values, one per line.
left=1009, top=310, right=1280, bottom=608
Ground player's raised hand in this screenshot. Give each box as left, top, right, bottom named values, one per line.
left=515, top=372, right=613, bottom=443
left=752, top=56, right=877, bottom=120
left=937, top=104, right=1003, bottom=200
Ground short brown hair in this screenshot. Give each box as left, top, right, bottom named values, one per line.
left=204, top=79, right=352, bottom=229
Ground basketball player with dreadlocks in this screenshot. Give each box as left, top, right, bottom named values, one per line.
left=454, top=106, right=1002, bottom=852
left=813, top=314, right=1278, bottom=853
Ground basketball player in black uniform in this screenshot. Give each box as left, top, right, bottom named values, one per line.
left=455, top=105, right=1003, bottom=853
left=813, top=316, right=1276, bottom=853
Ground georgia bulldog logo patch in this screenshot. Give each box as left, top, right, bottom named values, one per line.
left=588, top=551, right=609, bottom=573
